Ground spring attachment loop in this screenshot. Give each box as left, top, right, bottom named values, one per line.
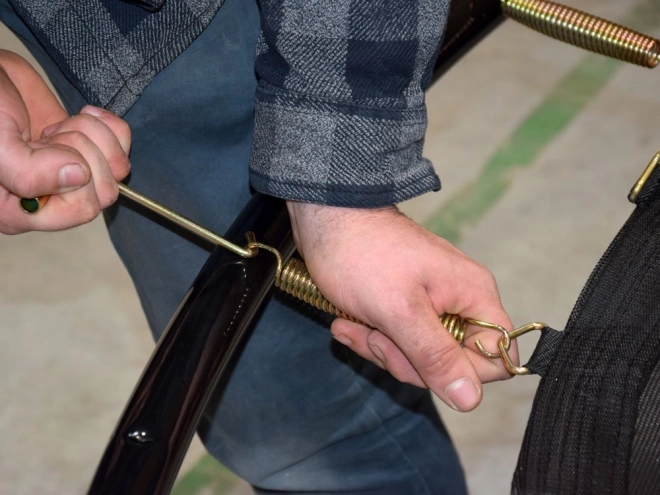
left=502, top=0, right=660, bottom=68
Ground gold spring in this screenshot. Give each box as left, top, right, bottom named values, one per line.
left=502, top=0, right=660, bottom=68
left=440, top=313, right=469, bottom=344
left=276, top=256, right=470, bottom=345
left=277, top=258, right=361, bottom=325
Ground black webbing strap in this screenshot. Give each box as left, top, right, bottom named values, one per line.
left=512, top=163, right=660, bottom=494
left=523, top=327, right=564, bottom=376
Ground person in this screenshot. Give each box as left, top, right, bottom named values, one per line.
left=0, top=0, right=517, bottom=493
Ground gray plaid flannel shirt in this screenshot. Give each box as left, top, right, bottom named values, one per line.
left=6, top=0, right=450, bottom=207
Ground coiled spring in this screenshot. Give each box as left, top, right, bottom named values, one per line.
left=276, top=255, right=470, bottom=345
left=503, top=0, right=660, bottom=68
left=277, top=258, right=360, bottom=325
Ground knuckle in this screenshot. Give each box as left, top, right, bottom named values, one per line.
left=484, top=272, right=500, bottom=301
left=56, top=114, right=93, bottom=135
left=481, top=270, right=498, bottom=292
left=10, top=170, right=39, bottom=197
left=111, top=154, right=131, bottom=180
left=98, top=181, right=119, bottom=209
left=73, top=113, right=96, bottom=127
left=55, top=130, right=88, bottom=149
left=76, top=200, right=100, bottom=223
left=416, top=343, right=461, bottom=377
left=366, top=333, right=388, bottom=356
left=115, top=117, right=131, bottom=141
left=101, top=112, right=131, bottom=150
left=468, top=260, right=499, bottom=294
left=394, top=295, right=426, bottom=322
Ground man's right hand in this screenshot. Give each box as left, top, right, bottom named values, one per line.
left=0, top=50, right=131, bottom=234
left=288, top=201, right=517, bottom=411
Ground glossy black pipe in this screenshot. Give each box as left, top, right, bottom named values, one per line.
left=433, top=0, right=505, bottom=80
left=88, top=194, right=295, bottom=495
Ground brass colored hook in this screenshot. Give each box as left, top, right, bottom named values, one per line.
left=469, top=320, right=512, bottom=358
left=497, top=322, right=547, bottom=375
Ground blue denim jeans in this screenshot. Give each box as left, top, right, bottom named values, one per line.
left=1, top=0, right=466, bottom=492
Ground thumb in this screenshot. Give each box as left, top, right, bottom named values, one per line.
left=377, top=298, right=484, bottom=412
left=0, top=133, right=90, bottom=198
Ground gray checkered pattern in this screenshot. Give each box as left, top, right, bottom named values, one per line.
left=251, top=0, right=450, bottom=207
left=8, top=0, right=224, bottom=115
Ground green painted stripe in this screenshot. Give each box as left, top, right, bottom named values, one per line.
left=425, top=1, right=660, bottom=244
left=172, top=454, right=243, bottom=495
left=425, top=56, right=619, bottom=242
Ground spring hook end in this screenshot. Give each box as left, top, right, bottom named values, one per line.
left=447, top=316, right=548, bottom=376
left=500, top=322, right=548, bottom=375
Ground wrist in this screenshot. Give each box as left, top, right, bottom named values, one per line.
left=286, top=200, right=399, bottom=258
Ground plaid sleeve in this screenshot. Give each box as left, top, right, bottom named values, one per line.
left=250, top=0, right=450, bottom=207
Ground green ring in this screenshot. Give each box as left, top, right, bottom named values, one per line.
left=20, top=197, right=40, bottom=214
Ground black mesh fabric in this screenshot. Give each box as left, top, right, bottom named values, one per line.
left=512, top=165, right=660, bottom=494
left=630, top=359, right=660, bottom=494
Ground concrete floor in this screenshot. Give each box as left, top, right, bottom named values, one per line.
left=2, top=1, right=660, bottom=493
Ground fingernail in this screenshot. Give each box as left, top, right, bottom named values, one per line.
left=81, top=105, right=104, bottom=117
left=334, top=334, right=352, bottom=346
left=42, top=123, right=59, bottom=137
left=59, top=164, right=86, bottom=190
left=445, top=378, right=481, bottom=411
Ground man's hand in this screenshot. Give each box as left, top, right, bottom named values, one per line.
left=287, top=201, right=517, bottom=412
left=0, top=50, right=131, bottom=234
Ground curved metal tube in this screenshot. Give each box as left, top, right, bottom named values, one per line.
left=87, top=194, right=294, bottom=495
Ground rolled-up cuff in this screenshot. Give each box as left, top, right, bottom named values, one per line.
left=249, top=90, right=441, bottom=208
